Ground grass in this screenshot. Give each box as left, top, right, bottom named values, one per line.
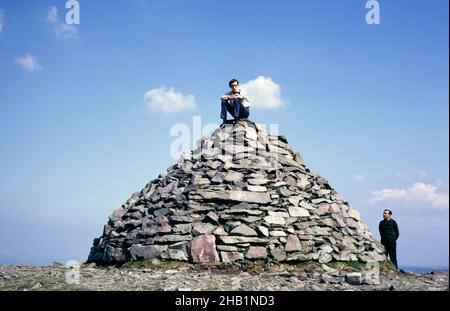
left=92, top=258, right=398, bottom=275
left=320, top=260, right=397, bottom=273
left=245, top=259, right=398, bottom=274
left=378, top=260, right=398, bottom=272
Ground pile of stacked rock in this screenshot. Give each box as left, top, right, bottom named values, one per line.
left=87, top=119, right=386, bottom=266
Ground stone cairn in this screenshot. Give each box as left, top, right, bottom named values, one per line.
left=87, top=119, right=386, bottom=266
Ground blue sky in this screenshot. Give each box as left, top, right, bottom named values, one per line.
left=0, top=0, right=448, bottom=267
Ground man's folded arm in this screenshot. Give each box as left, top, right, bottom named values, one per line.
left=394, top=221, right=400, bottom=240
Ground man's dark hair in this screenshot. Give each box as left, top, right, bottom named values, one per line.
left=384, top=209, right=392, bottom=215
left=228, top=79, right=239, bottom=87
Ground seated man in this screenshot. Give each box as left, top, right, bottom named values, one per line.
left=220, top=79, right=251, bottom=124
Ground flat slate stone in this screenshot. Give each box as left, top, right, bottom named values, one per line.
left=264, top=216, right=286, bottom=225
left=268, top=211, right=289, bottom=218
left=230, top=224, right=258, bottom=237
left=247, top=185, right=267, bottom=192
left=224, top=171, right=244, bottom=183
left=269, top=230, right=287, bottom=237
left=130, top=245, right=168, bottom=260
left=228, top=191, right=272, bottom=204
left=284, top=234, right=302, bottom=252
left=213, top=226, right=228, bottom=236
left=168, top=249, right=188, bottom=261
left=245, top=246, right=268, bottom=259
left=270, top=247, right=287, bottom=262
left=218, top=236, right=268, bottom=244
left=196, top=190, right=272, bottom=204
left=216, top=245, right=238, bottom=251
left=224, top=209, right=263, bottom=216
left=192, top=223, right=216, bottom=236
left=221, top=251, right=244, bottom=263
left=153, top=235, right=192, bottom=243
left=288, top=206, right=310, bottom=217
left=247, top=178, right=269, bottom=185
left=256, top=226, right=269, bottom=237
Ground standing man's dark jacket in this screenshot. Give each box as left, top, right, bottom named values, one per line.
left=379, top=219, right=399, bottom=242
left=379, top=219, right=399, bottom=269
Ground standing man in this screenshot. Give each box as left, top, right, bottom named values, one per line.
left=220, top=79, right=251, bottom=124
left=379, top=209, right=400, bottom=269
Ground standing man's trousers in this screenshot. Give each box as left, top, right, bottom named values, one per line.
left=381, top=239, right=398, bottom=269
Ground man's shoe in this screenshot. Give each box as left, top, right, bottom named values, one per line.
left=220, top=119, right=231, bottom=127
left=233, top=117, right=248, bottom=125
left=221, top=119, right=234, bottom=125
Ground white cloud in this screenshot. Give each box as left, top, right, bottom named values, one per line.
left=354, top=174, right=365, bottom=182
left=0, top=8, right=5, bottom=32
left=144, top=86, right=196, bottom=115
left=14, top=54, right=42, bottom=72
left=55, top=22, right=77, bottom=39
left=241, top=76, right=284, bottom=109
left=47, top=6, right=77, bottom=39
left=47, top=6, right=58, bottom=22
left=371, top=182, right=449, bottom=209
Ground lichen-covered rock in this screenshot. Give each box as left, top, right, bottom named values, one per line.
left=230, top=224, right=258, bottom=237
left=346, top=272, right=363, bottom=285
left=130, top=245, right=167, bottom=260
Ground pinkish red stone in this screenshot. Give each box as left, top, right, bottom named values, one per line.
left=340, top=250, right=352, bottom=261
left=344, top=217, right=358, bottom=228
left=317, top=203, right=331, bottom=215
left=245, top=246, right=268, bottom=259
left=189, top=234, right=220, bottom=263
left=284, top=234, right=302, bottom=252
left=283, top=176, right=296, bottom=186
left=220, top=251, right=244, bottom=263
